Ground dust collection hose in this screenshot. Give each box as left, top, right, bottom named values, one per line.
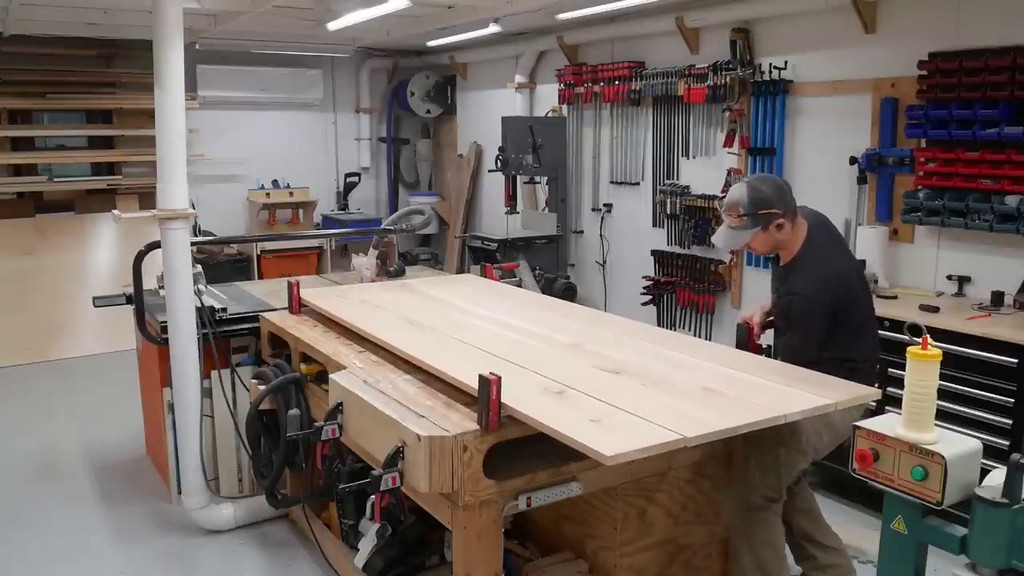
left=369, top=204, right=436, bottom=252
left=246, top=362, right=312, bottom=510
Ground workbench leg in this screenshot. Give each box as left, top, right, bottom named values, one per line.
left=452, top=498, right=503, bottom=576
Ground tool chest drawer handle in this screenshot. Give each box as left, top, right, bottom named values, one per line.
left=883, top=386, right=1012, bottom=429
left=878, top=330, right=1019, bottom=367
left=886, top=368, right=1014, bottom=407
left=878, top=404, right=1010, bottom=449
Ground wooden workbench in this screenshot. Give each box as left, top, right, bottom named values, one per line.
left=873, top=293, right=1024, bottom=346
left=260, top=274, right=878, bottom=575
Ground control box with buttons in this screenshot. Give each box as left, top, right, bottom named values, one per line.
left=850, top=413, right=983, bottom=508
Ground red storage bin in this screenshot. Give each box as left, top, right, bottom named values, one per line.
left=914, top=147, right=938, bottom=160
left=959, top=149, right=983, bottom=161
left=974, top=178, right=1006, bottom=191
left=1004, top=163, right=1024, bottom=177
left=922, top=160, right=958, bottom=174
left=982, top=148, right=1010, bottom=161
left=1004, top=181, right=1024, bottom=193
left=258, top=249, right=320, bottom=279
left=958, top=162, right=985, bottom=175
left=988, top=52, right=1016, bottom=68
left=916, top=175, right=955, bottom=188
left=936, top=57, right=962, bottom=71
left=936, top=148, right=963, bottom=159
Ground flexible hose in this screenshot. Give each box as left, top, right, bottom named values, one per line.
left=246, top=367, right=312, bottom=510
left=370, top=205, right=436, bottom=251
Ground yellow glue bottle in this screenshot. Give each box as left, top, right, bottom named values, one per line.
left=896, top=333, right=943, bottom=445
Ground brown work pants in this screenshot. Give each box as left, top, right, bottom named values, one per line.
left=718, top=406, right=863, bottom=576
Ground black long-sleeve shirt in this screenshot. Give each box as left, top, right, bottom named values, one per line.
left=770, top=207, right=880, bottom=386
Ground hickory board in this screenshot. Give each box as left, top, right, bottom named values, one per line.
left=301, top=275, right=879, bottom=466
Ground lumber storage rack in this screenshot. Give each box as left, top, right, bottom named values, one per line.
left=259, top=307, right=730, bottom=575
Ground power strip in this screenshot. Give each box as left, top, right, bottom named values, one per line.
left=516, top=481, right=583, bottom=512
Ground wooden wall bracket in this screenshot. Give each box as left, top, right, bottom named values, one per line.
left=386, top=59, right=399, bottom=85
left=449, top=56, right=468, bottom=81
left=851, top=0, right=878, bottom=34
left=556, top=35, right=579, bottom=65
left=675, top=16, right=700, bottom=56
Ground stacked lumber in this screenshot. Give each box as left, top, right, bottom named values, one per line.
left=0, top=37, right=164, bottom=219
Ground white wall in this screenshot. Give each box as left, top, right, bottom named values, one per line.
left=452, top=0, right=1024, bottom=346
left=188, top=55, right=359, bottom=237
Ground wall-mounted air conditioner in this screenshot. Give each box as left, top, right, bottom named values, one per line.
left=196, top=65, right=325, bottom=106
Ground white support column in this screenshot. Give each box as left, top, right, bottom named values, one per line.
left=154, top=0, right=206, bottom=511
left=154, top=0, right=282, bottom=530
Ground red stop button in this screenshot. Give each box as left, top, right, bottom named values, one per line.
left=854, top=447, right=879, bottom=470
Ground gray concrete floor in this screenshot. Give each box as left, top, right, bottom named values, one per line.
left=0, top=350, right=333, bottom=575
left=0, top=350, right=971, bottom=575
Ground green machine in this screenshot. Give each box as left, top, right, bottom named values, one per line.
left=852, top=413, right=1024, bottom=575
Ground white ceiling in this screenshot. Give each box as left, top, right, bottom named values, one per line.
left=0, top=0, right=708, bottom=52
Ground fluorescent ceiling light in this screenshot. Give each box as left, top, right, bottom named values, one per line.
left=325, top=0, right=412, bottom=32
left=555, top=0, right=660, bottom=20
left=196, top=39, right=354, bottom=57
left=426, top=22, right=502, bottom=47
left=251, top=50, right=350, bottom=57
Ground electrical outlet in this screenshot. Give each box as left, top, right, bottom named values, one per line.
left=516, top=481, right=583, bottom=511
left=602, top=202, right=614, bottom=214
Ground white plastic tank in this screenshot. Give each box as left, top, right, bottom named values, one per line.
left=407, top=192, right=441, bottom=234
left=896, top=333, right=943, bottom=445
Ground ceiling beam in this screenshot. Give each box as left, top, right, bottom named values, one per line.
left=851, top=0, right=877, bottom=34
left=675, top=15, right=699, bottom=55
left=6, top=20, right=151, bottom=40
left=10, top=5, right=215, bottom=28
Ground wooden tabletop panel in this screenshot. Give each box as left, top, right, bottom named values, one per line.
left=302, top=275, right=879, bottom=466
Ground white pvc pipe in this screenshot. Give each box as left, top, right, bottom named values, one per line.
left=357, top=57, right=396, bottom=169
left=154, top=0, right=282, bottom=531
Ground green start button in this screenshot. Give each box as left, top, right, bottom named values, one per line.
left=910, top=465, right=929, bottom=482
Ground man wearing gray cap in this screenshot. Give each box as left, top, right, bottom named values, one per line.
left=712, top=174, right=879, bottom=576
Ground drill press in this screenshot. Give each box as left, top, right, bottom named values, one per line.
left=850, top=323, right=1024, bottom=575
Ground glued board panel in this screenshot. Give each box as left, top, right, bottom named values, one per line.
left=301, top=275, right=878, bottom=465
left=0, top=213, right=160, bottom=367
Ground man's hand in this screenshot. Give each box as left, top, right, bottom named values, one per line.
left=740, top=301, right=772, bottom=342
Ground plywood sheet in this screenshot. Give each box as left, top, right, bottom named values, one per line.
left=301, top=275, right=879, bottom=466
left=0, top=213, right=160, bottom=367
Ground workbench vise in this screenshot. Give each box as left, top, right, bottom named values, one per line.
left=851, top=413, right=1024, bottom=575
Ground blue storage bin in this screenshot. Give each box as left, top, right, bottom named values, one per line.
left=905, top=104, right=927, bottom=122
left=951, top=122, right=975, bottom=139
left=1000, top=126, right=1024, bottom=141
left=975, top=101, right=1013, bottom=122
left=926, top=122, right=951, bottom=139
left=952, top=102, right=976, bottom=120
left=926, top=102, right=953, bottom=120
left=905, top=123, right=927, bottom=139
left=976, top=123, right=1003, bottom=141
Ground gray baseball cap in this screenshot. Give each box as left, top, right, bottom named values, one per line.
left=711, top=174, right=797, bottom=251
